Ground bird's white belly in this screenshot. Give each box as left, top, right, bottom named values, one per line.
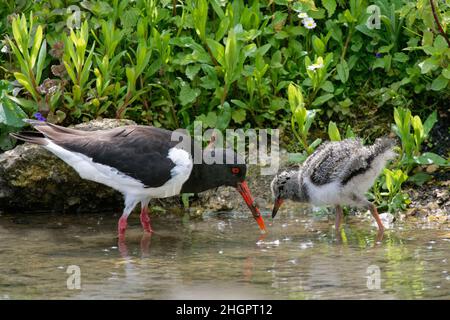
left=343, top=151, right=395, bottom=195
left=304, top=177, right=343, bottom=206
left=44, top=141, right=192, bottom=199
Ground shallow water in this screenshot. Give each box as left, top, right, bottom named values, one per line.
left=0, top=208, right=448, bottom=299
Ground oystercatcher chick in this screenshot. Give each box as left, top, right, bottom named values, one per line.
left=11, top=121, right=266, bottom=240
left=270, top=138, right=396, bottom=233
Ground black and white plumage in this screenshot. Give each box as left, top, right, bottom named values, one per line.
left=271, top=138, right=396, bottom=232
left=11, top=121, right=266, bottom=239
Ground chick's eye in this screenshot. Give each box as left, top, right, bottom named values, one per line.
left=231, top=167, right=240, bottom=174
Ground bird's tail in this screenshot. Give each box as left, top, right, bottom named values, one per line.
left=372, top=137, right=397, bottom=161
left=10, top=119, right=88, bottom=145
left=10, top=131, right=48, bottom=145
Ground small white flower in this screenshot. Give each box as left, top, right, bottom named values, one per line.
left=302, top=17, right=316, bottom=29
left=307, top=62, right=324, bottom=71
left=297, top=12, right=308, bottom=19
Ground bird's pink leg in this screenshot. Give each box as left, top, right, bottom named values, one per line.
left=118, top=215, right=128, bottom=241
left=335, top=205, right=343, bottom=231
left=370, top=204, right=385, bottom=233
left=140, top=206, right=153, bottom=234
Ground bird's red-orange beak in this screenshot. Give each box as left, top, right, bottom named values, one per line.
left=271, top=197, right=284, bottom=219
left=237, top=181, right=266, bottom=232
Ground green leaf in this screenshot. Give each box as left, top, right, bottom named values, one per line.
left=431, top=75, right=449, bottom=91
left=422, top=30, right=433, bottom=46
left=0, top=98, right=27, bottom=128
left=206, top=38, right=225, bottom=65
left=231, top=109, right=246, bottom=124
left=423, top=111, right=437, bottom=138
left=328, top=121, right=341, bottom=141
left=6, top=95, right=38, bottom=112
left=63, top=60, right=77, bottom=84
left=186, top=64, right=201, bottom=80
left=30, top=25, right=43, bottom=69
left=344, top=125, right=356, bottom=139
left=179, top=85, right=201, bottom=106
left=322, top=0, right=337, bottom=17
left=192, top=0, right=208, bottom=42
left=215, top=16, right=230, bottom=41
left=414, top=152, right=448, bottom=166
left=312, top=35, right=325, bottom=56
left=224, top=28, right=240, bottom=85
left=321, top=80, right=334, bottom=93
left=288, top=152, right=308, bottom=164
left=408, top=172, right=432, bottom=186
left=14, top=72, right=37, bottom=100
left=310, top=138, right=322, bottom=149
left=287, top=83, right=304, bottom=113
left=418, top=57, right=439, bottom=74
left=243, top=43, right=257, bottom=58
left=442, top=67, right=450, bottom=80
left=120, top=8, right=140, bottom=29
left=312, top=93, right=334, bottom=106
left=216, top=103, right=231, bottom=131
left=434, top=35, right=448, bottom=51
left=393, top=52, right=408, bottom=63
left=204, top=111, right=217, bottom=127
left=35, top=39, right=47, bottom=84
left=336, top=60, right=349, bottom=83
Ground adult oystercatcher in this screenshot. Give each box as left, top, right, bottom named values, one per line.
left=270, top=138, right=396, bottom=233
left=11, top=120, right=266, bottom=239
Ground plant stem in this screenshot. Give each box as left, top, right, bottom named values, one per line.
left=340, top=27, right=353, bottom=61
left=116, top=91, right=131, bottom=118
left=429, top=0, right=450, bottom=47
left=205, top=42, right=219, bottom=67
left=221, top=85, right=228, bottom=106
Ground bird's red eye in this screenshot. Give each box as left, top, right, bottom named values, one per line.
left=231, top=167, right=240, bottom=174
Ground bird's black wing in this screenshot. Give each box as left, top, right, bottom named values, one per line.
left=306, top=139, right=363, bottom=185
left=55, top=126, right=183, bottom=188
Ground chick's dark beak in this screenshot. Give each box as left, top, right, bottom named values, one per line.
left=236, top=181, right=266, bottom=232
left=272, top=197, right=284, bottom=218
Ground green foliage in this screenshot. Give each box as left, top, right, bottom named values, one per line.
left=382, top=168, right=410, bottom=212
left=393, top=107, right=447, bottom=174
left=1, top=1, right=448, bottom=132
left=371, top=107, right=448, bottom=213
left=63, top=21, right=94, bottom=115
left=288, top=82, right=321, bottom=156
left=0, top=80, right=27, bottom=149
left=8, top=12, right=46, bottom=106
left=327, top=121, right=341, bottom=141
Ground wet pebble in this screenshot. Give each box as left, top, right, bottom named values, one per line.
left=299, top=241, right=313, bottom=250
left=217, top=221, right=226, bottom=232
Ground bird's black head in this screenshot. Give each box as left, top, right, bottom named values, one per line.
left=270, top=170, right=299, bottom=218
left=181, top=148, right=246, bottom=191
left=181, top=148, right=265, bottom=232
